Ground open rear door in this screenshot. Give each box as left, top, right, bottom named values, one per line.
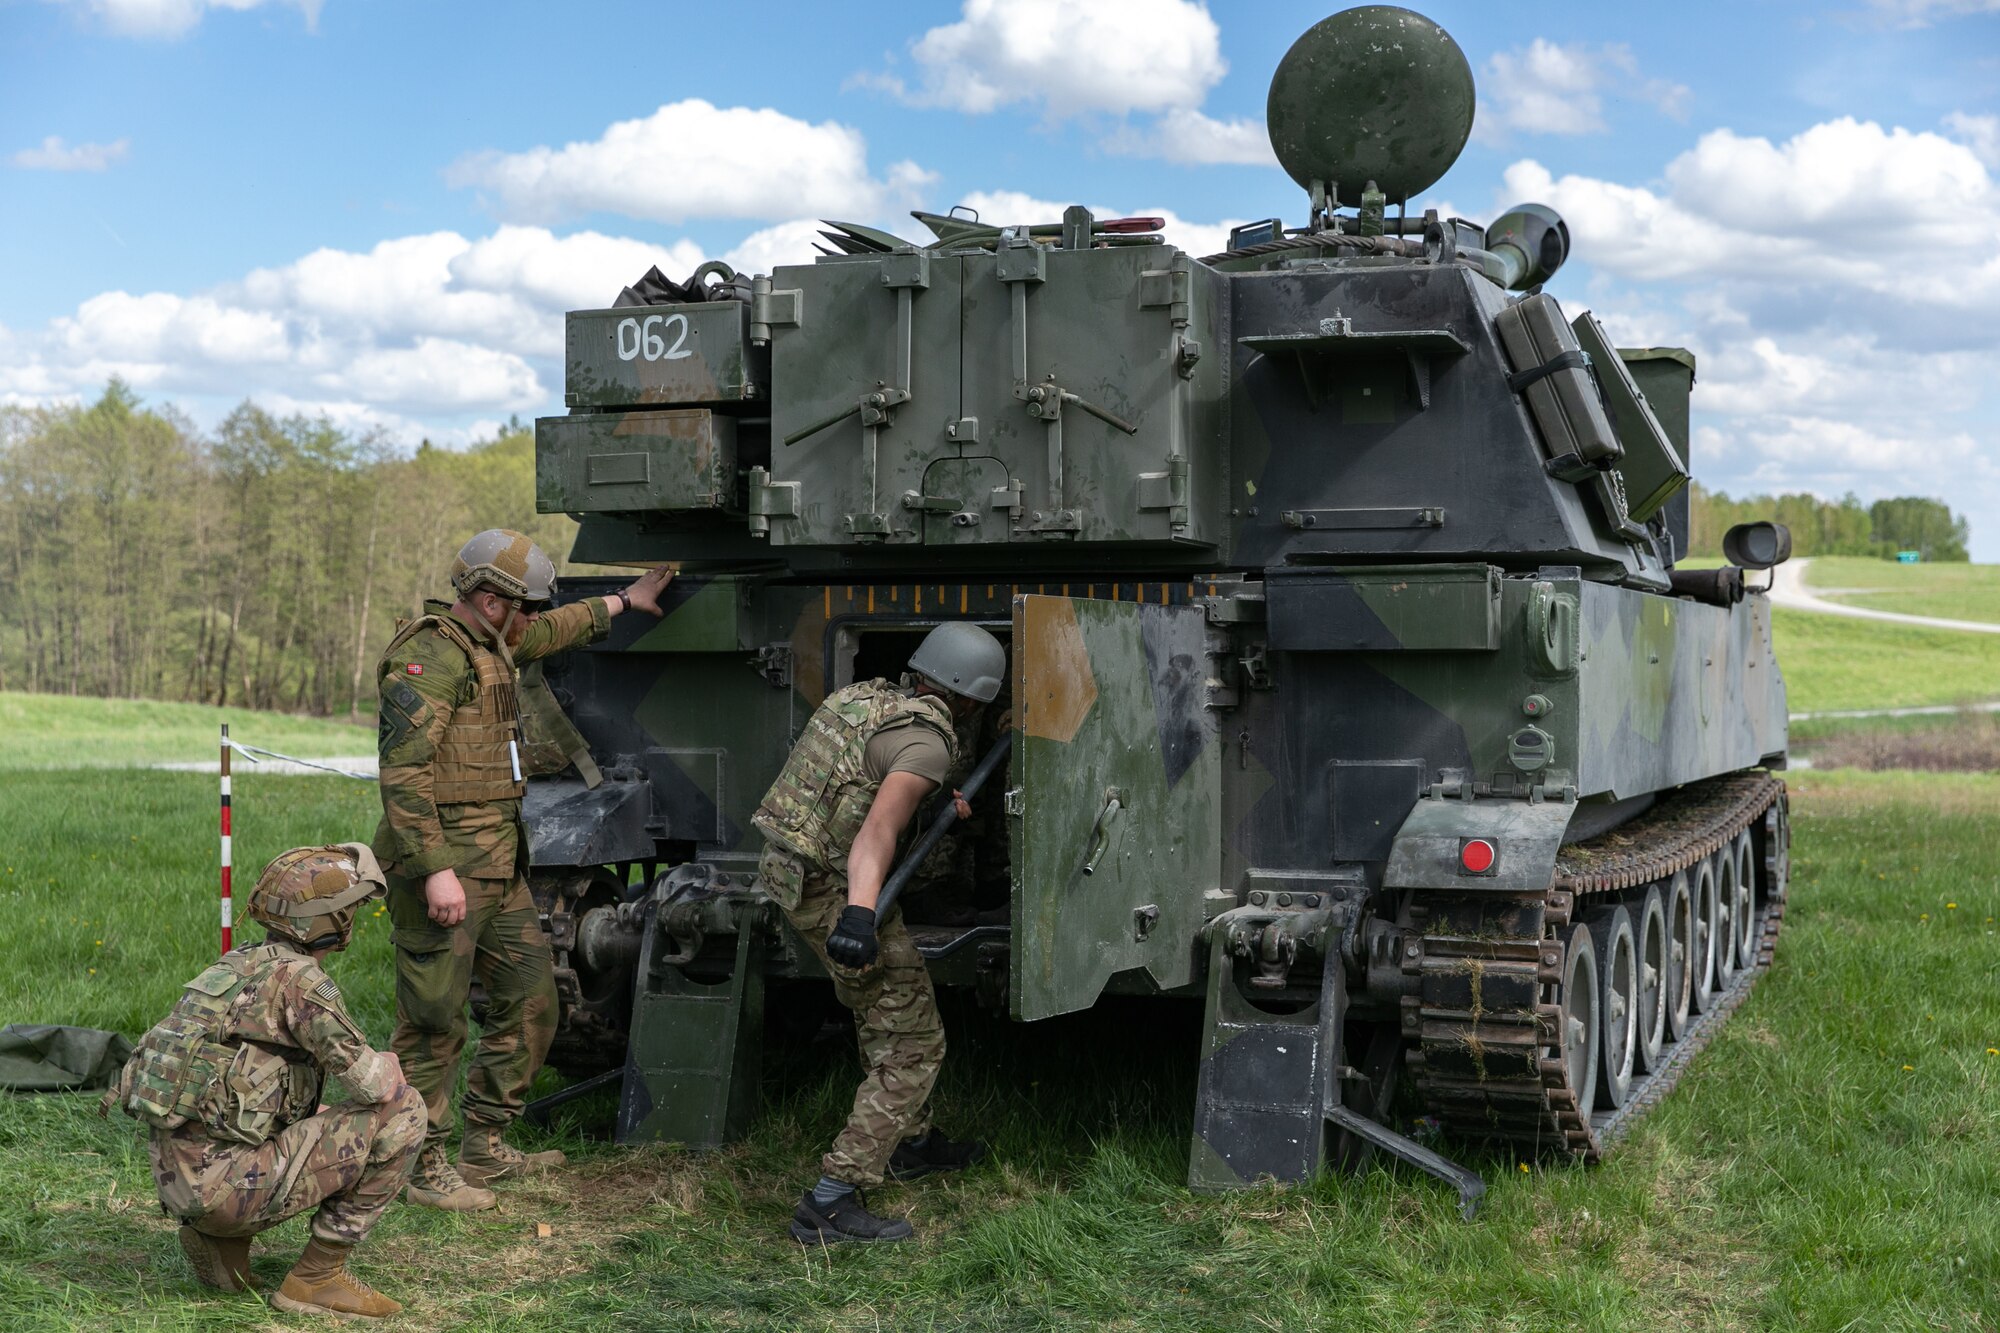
left=1009, top=594, right=1221, bottom=1020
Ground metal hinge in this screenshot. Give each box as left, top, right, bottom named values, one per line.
left=746, top=466, right=800, bottom=537
left=1003, top=787, right=1025, bottom=818
left=751, top=644, right=792, bottom=689
left=749, top=277, right=802, bottom=345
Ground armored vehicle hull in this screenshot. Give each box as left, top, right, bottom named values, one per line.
left=518, top=6, right=1791, bottom=1206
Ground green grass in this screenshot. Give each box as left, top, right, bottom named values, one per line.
left=1773, top=609, right=2000, bottom=714
left=2, top=768, right=1996, bottom=1330
left=0, top=692, right=372, bottom=771
left=1804, top=556, right=2000, bottom=625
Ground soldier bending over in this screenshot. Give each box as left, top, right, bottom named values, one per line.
left=372, top=529, right=670, bottom=1209
left=755, top=621, right=1005, bottom=1244
left=106, top=846, right=420, bottom=1319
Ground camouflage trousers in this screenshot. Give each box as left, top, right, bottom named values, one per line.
left=761, top=847, right=945, bottom=1187
left=387, top=871, right=558, bottom=1145
left=150, top=1086, right=424, bottom=1245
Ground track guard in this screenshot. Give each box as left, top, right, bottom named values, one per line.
left=616, top=872, right=767, bottom=1147
left=1188, top=934, right=1485, bottom=1217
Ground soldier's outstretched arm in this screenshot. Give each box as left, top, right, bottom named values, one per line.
left=517, top=566, right=672, bottom=662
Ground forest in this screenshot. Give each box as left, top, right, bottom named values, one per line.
left=0, top=382, right=1972, bottom=717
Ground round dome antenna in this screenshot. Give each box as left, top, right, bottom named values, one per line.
left=1266, top=6, right=1475, bottom=207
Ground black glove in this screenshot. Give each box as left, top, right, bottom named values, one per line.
left=825, top=905, right=879, bottom=969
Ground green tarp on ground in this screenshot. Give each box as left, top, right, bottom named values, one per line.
left=0, top=1024, right=133, bottom=1091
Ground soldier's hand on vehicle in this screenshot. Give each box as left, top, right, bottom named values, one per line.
left=825, top=905, right=879, bottom=969
left=424, top=868, right=467, bottom=926
left=621, top=565, right=674, bottom=616
left=951, top=789, right=972, bottom=821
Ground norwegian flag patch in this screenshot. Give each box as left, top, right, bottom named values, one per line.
left=405, top=663, right=424, bottom=675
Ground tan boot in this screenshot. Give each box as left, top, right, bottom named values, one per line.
left=178, top=1225, right=255, bottom=1292
left=457, top=1124, right=566, bottom=1186
left=270, top=1238, right=402, bottom=1320
left=405, top=1140, right=497, bottom=1211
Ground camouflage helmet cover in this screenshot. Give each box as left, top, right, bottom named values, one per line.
left=450, top=529, right=557, bottom=606
left=247, top=843, right=385, bottom=950
left=907, top=621, right=1007, bottom=702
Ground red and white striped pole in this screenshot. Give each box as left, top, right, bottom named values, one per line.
left=220, top=722, right=233, bottom=954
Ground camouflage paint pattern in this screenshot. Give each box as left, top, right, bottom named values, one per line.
left=387, top=872, right=559, bottom=1144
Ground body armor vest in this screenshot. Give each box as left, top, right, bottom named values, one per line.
left=753, top=679, right=959, bottom=867
left=381, top=613, right=523, bottom=805
left=113, top=950, right=320, bottom=1146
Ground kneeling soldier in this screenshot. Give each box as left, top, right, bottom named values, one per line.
left=106, top=845, right=423, bottom=1319
left=754, top=622, right=1005, bottom=1244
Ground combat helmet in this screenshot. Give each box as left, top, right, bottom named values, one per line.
left=451, top=529, right=557, bottom=609
left=247, top=844, right=386, bottom=952
left=907, top=622, right=1006, bottom=703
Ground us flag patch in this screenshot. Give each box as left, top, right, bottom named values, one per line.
left=310, top=977, right=342, bottom=1005
left=405, top=663, right=423, bottom=675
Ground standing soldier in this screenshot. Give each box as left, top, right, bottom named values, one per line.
left=371, top=529, right=670, bottom=1210
left=754, top=622, right=1006, bottom=1245
left=105, top=845, right=421, bottom=1320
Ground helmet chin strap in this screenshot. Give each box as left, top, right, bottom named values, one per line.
left=463, top=597, right=521, bottom=672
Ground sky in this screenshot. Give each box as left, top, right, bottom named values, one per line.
left=4, top=0, right=1998, bottom=553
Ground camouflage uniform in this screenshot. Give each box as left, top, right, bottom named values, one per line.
left=113, top=943, right=424, bottom=1246
left=754, top=678, right=960, bottom=1187
left=371, top=596, right=609, bottom=1144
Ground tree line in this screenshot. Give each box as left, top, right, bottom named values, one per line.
left=1687, top=485, right=1970, bottom=562
left=0, top=382, right=576, bottom=717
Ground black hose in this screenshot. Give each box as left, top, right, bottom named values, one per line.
left=875, top=732, right=1014, bottom=921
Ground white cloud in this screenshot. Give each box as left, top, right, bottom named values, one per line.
left=1517, top=113, right=2000, bottom=550
left=1943, top=112, right=2000, bottom=168
left=59, top=0, right=322, bottom=38
left=1503, top=120, right=2000, bottom=323
left=10, top=135, right=130, bottom=171
left=1474, top=40, right=1690, bottom=144
left=888, top=0, right=1225, bottom=118
left=1863, top=0, right=2000, bottom=25
left=446, top=101, right=933, bottom=225
left=8, top=225, right=701, bottom=418
left=1107, top=108, right=1278, bottom=166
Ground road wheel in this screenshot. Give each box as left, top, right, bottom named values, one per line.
left=1558, top=922, right=1601, bottom=1121
left=1732, top=830, right=1758, bottom=971
left=1632, top=883, right=1668, bottom=1074
left=1713, top=849, right=1740, bottom=993
left=1663, top=870, right=1694, bottom=1040
left=1690, top=858, right=1721, bottom=1014
left=1586, top=905, right=1637, bottom=1110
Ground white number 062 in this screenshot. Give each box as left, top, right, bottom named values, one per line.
left=615, top=313, right=692, bottom=362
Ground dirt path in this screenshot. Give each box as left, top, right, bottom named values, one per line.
left=1769, top=559, right=2000, bottom=634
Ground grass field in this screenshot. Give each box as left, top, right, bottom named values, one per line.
left=1773, top=609, right=2000, bottom=714
left=1804, top=556, right=2000, bottom=626
left=0, top=692, right=372, bottom=772
left=2, top=764, right=1996, bottom=1330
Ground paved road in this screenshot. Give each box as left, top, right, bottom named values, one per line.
left=1769, top=558, right=2000, bottom=634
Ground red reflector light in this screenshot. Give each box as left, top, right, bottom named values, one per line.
left=1460, top=839, right=1496, bottom=874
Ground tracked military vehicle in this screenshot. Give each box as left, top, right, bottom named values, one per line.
left=518, top=5, right=1791, bottom=1211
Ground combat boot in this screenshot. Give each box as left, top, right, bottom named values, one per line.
left=888, top=1128, right=988, bottom=1180
left=178, top=1225, right=255, bottom=1292
left=405, top=1141, right=497, bottom=1211
left=270, top=1238, right=402, bottom=1320
left=457, top=1124, right=566, bottom=1186
left=791, top=1189, right=915, bottom=1245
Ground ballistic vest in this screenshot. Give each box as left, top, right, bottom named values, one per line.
left=380, top=612, right=523, bottom=805
left=752, top=679, right=959, bottom=868
left=111, top=948, right=321, bottom=1146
